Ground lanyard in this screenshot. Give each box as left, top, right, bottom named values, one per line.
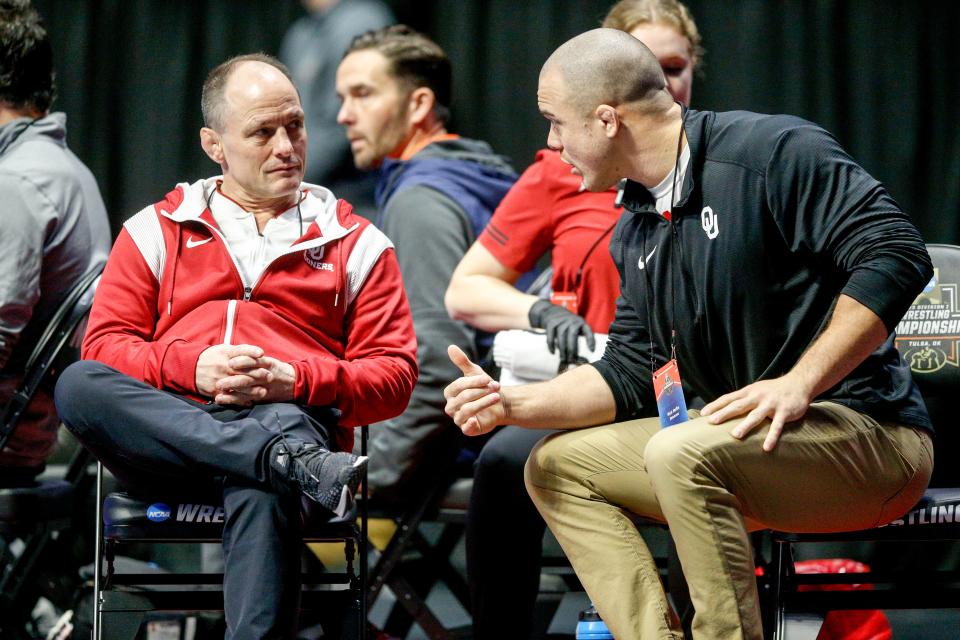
left=573, top=218, right=619, bottom=292
left=642, top=106, right=688, bottom=379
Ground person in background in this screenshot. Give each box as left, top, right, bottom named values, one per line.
left=443, top=2, right=701, bottom=636
left=0, top=0, right=110, bottom=485
left=336, top=25, right=517, bottom=508
left=280, top=0, right=394, bottom=216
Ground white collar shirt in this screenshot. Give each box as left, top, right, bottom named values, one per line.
left=208, top=189, right=314, bottom=287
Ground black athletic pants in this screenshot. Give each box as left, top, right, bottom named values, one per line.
left=54, top=360, right=334, bottom=640
left=466, top=425, right=553, bottom=639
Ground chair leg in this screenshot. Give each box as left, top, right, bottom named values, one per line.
left=0, top=528, right=53, bottom=627
left=93, top=462, right=104, bottom=640
left=341, top=534, right=368, bottom=640
left=345, top=537, right=356, bottom=587
left=366, top=501, right=433, bottom=609
left=772, top=539, right=790, bottom=640
left=411, top=526, right=470, bottom=609
left=385, top=572, right=450, bottom=640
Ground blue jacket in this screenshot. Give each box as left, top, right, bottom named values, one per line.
left=365, top=137, right=518, bottom=503
left=375, top=137, right=517, bottom=240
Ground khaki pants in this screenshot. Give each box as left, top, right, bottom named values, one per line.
left=524, top=402, right=933, bottom=640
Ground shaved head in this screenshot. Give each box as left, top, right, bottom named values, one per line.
left=542, top=28, right=672, bottom=115
left=538, top=28, right=686, bottom=191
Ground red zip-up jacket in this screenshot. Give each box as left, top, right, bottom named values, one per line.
left=82, top=177, right=418, bottom=450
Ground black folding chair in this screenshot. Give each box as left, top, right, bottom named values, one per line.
left=365, top=474, right=472, bottom=640
left=0, top=267, right=102, bottom=633
left=93, top=426, right=370, bottom=640
left=770, top=244, right=960, bottom=639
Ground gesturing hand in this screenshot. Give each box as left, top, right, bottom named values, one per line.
left=443, top=345, right=505, bottom=436
left=528, top=299, right=596, bottom=366
left=700, top=374, right=813, bottom=452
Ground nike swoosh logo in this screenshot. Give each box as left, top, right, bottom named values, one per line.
left=186, top=236, right=213, bottom=249
left=638, top=246, right=657, bottom=270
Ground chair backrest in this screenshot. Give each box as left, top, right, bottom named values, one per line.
left=101, top=488, right=359, bottom=542
left=894, top=243, right=960, bottom=486
left=0, top=267, right=102, bottom=451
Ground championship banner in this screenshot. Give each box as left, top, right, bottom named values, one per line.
left=895, top=264, right=960, bottom=377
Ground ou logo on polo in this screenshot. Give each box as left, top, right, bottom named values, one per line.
left=701, top=206, right=719, bottom=240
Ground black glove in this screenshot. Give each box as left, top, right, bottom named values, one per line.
left=528, top=299, right=596, bottom=366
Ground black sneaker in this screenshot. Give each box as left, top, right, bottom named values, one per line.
left=271, top=441, right=367, bottom=517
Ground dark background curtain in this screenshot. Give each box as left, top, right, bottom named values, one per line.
left=31, top=0, right=959, bottom=244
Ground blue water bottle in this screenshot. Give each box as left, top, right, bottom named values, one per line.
left=576, top=604, right=613, bottom=639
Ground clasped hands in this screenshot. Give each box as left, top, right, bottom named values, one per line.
left=196, top=343, right=295, bottom=406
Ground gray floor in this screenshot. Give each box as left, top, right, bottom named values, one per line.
left=127, top=508, right=960, bottom=639
left=886, top=609, right=960, bottom=640
left=373, top=585, right=960, bottom=640
left=368, top=524, right=960, bottom=640
left=111, top=534, right=960, bottom=639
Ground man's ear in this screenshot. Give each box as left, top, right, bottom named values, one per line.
left=407, top=87, right=437, bottom=128
left=595, top=104, right=620, bottom=139
left=200, top=127, right=224, bottom=164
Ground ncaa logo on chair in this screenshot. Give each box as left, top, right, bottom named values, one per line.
left=146, top=503, right=171, bottom=522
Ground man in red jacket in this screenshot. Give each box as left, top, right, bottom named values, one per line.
left=54, top=53, right=417, bottom=639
